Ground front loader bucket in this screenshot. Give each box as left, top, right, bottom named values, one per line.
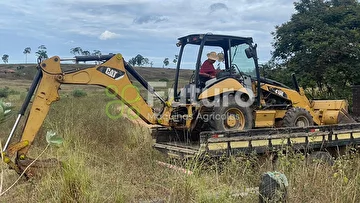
left=312, top=100, right=357, bottom=125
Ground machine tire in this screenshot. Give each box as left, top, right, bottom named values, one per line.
left=209, top=94, right=253, bottom=131
left=282, top=107, right=313, bottom=127
left=306, top=151, right=334, bottom=166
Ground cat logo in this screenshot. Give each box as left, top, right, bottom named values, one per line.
left=97, top=66, right=125, bottom=80
left=269, top=87, right=287, bottom=98
left=105, top=68, right=118, bottom=78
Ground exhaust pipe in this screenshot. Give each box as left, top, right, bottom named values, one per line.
left=353, top=85, right=360, bottom=121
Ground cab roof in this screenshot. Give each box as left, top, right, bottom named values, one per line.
left=178, top=34, right=254, bottom=49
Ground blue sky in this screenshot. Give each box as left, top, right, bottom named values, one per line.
left=0, top=0, right=298, bottom=67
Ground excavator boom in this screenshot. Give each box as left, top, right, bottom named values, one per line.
left=2, top=54, right=166, bottom=176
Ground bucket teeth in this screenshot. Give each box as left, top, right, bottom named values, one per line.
left=16, top=158, right=61, bottom=178
left=338, top=109, right=357, bottom=124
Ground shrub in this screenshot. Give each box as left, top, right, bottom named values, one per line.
left=72, top=89, right=87, bottom=97
left=0, top=86, right=10, bottom=98
left=16, top=65, right=25, bottom=70
left=0, top=86, right=18, bottom=98
left=159, top=78, right=169, bottom=82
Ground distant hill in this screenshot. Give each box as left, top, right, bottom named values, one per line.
left=0, top=64, right=194, bottom=84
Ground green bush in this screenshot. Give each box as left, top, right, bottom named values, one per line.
left=72, top=89, right=87, bottom=97
left=0, top=86, right=18, bottom=98
left=0, top=100, right=13, bottom=123
left=159, top=78, right=169, bottom=82
left=16, top=65, right=25, bottom=70
left=0, top=87, right=10, bottom=98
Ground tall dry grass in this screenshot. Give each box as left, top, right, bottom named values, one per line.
left=1, top=91, right=360, bottom=202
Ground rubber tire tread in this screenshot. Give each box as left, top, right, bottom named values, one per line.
left=210, top=94, right=253, bottom=131
left=282, top=107, right=314, bottom=127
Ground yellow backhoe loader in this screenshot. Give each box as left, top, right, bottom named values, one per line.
left=2, top=33, right=359, bottom=176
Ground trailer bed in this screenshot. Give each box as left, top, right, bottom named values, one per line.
left=152, top=123, right=360, bottom=158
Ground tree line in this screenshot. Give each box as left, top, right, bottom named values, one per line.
left=2, top=45, right=49, bottom=64
left=69, top=47, right=102, bottom=57
left=127, top=54, right=178, bottom=68
left=162, top=55, right=178, bottom=68
left=2, top=45, right=178, bottom=69
left=266, top=0, right=360, bottom=103
left=1, top=46, right=103, bottom=64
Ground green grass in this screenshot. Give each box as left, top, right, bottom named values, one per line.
left=71, top=89, right=87, bottom=98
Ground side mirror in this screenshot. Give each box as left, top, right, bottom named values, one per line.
left=245, top=47, right=253, bottom=59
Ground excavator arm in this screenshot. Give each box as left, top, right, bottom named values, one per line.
left=2, top=54, right=168, bottom=175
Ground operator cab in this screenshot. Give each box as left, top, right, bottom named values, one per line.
left=173, top=34, right=261, bottom=105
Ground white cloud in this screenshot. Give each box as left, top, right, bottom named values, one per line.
left=64, top=40, right=75, bottom=45
left=0, top=0, right=299, bottom=65
left=99, top=30, right=120, bottom=40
